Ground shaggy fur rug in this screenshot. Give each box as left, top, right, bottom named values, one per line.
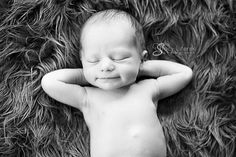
left=0, top=0, right=235, bottom=157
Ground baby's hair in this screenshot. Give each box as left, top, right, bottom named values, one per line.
left=80, top=9, right=145, bottom=51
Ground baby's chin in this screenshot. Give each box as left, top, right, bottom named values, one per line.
left=95, top=82, right=132, bottom=91
left=97, top=84, right=123, bottom=90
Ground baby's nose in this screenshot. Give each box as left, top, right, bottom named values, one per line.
left=100, top=58, right=115, bottom=72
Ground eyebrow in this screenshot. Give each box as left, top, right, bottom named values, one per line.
left=110, top=47, right=134, bottom=53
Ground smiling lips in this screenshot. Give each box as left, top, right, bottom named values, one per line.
left=97, top=76, right=120, bottom=80
left=98, top=77, right=119, bottom=80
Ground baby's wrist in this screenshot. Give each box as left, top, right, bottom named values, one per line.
left=139, top=62, right=147, bottom=77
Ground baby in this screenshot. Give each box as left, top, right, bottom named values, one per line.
left=41, top=9, right=193, bottom=157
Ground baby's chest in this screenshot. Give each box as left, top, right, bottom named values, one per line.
left=85, top=96, right=157, bottom=129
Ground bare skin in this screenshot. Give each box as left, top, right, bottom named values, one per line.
left=41, top=12, right=193, bottom=157
left=84, top=80, right=166, bottom=157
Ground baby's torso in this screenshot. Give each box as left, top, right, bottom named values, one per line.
left=83, top=80, right=166, bottom=157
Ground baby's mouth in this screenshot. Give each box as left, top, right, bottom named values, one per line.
left=98, top=77, right=119, bottom=79
left=96, top=76, right=120, bottom=81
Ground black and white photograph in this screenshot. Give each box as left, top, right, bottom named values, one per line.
left=0, top=0, right=235, bottom=157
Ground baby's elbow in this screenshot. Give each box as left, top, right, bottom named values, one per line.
left=41, top=74, right=53, bottom=91
left=184, top=67, right=193, bottom=82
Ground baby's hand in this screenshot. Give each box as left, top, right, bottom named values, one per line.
left=138, top=61, right=157, bottom=78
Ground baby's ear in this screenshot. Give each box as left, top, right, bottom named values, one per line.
left=141, top=50, right=148, bottom=61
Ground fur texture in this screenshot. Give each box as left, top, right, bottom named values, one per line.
left=0, top=0, right=235, bottom=157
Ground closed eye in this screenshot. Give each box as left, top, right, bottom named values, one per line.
left=87, top=59, right=99, bottom=63
left=112, top=56, right=130, bottom=62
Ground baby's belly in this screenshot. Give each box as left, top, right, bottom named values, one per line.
left=89, top=108, right=166, bottom=157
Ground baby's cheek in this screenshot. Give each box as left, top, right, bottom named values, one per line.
left=124, top=67, right=139, bottom=83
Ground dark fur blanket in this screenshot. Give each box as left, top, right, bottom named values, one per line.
left=0, top=0, right=235, bottom=157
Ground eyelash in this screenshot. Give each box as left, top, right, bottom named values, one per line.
left=112, top=58, right=123, bottom=61
left=87, top=57, right=129, bottom=63
left=87, top=60, right=99, bottom=63
left=112, top=57, right=129, bottom=61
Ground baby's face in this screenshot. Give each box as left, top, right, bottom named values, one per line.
left=80, top=20, right=143, bottom=90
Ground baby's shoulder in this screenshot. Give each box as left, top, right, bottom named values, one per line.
left=132, top=79, right=159, bottom=100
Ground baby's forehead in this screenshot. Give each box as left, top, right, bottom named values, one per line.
left=80, top=10, right=143, bottom=50
left=80, top=18, right=136, bottom=43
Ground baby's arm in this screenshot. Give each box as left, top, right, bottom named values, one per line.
left=41, top=68, right=88, bottom=110
left=140, top=60, right=193, bottom=100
